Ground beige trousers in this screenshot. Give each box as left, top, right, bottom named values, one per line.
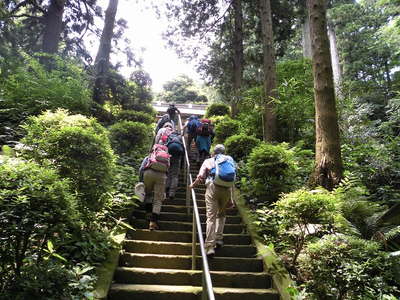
left=204, top=182, right=231, bottom=250
left=143, top=169, right=166, bottom=214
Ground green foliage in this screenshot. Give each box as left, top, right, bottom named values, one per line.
left=214, top=117, right=240, bottom=143
left=298, top=235, right=399, bottom=299
left=236, top=109, right=264, bottom=140
left=128, top=103, right=157, bottom=116
left=246, top=142, right=298, bottom=203
left=275, top=188, right=339, bottom=265
left=115, top=110, right=154, bottom=125
left=329, top=1, right=400, bottom=108
left=276, top=188, right=338, bottom=229
left=205, top=102, right=230, bottom=118
left=160, top=74, right=207, bottom=103
left=108, top=121, right=152, bottom=155
left=0, top=159, right=78, bottom=294
left=224, top=134, right=261, bottom=162
left=21, top=109, right=116, bottom=212
left=0, top=55, right=92, bottom=123
left=341, top=137, right=400, bottom=205
left=4, top=259, right=96, bottom=300
left=276, top=59, right=315, bottom=146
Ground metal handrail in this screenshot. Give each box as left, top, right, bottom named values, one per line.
left=177, top=114, right=215, bottom=300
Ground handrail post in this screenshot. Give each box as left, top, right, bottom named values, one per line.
left=192, top=203, right=197, bottom=270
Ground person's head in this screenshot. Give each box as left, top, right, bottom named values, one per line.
left=213, top=144, right=225, bottom=156
left=163, top=122, right=173, bottom=129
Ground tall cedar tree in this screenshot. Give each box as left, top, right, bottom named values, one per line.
left=259, top=0, right=277, bottom=141
left=93, top=0, right=119, bottom=104
left=307, top=0, right=343, bottom=190
left=42, top=0, right=66, bottom=54
left=231, top=0, right=244, bottom=117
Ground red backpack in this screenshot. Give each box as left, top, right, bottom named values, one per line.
left=196, top=119, right=212, bottom=136
left=145, top=144, right=170, bottom=172
left=160, top=127, right=173, bottom=145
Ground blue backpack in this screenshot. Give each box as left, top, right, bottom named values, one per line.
left=187, top=118, right=200, bottom=134
left=212, top=154, right=236, bottom=187
left=167, top=132, right=184, bottom=156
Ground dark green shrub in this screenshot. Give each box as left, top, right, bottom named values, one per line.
left=246, top=142, right=297, bottom=203
left=0, top=55, right=91, bottom=123
left=5, top=260, right=96, bottom=300
left=298, top=235, right=398, bottom=299
left=214, top=117, right=240, bottom=143
left=225, top=134, right=261, bottom=162
left=127, top=103, right=156, bottom=116
left=108, top=120, right=151, bottom=154
left=275, top=188, right=339, bottom=265
left=21, top=109, right=116, bottom=212
left=205, top=102, right=230, bottom=117
left=0, top=159, right=78, bottom=293
left=115, top=110, right=154, bottom=125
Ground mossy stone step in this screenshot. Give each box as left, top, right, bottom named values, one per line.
left=132, top=210, right=242, bottom=224
left=123, top=240, right=256, bottom=258
left=127, top=229, right=252, bottom=245
left=114, top=267, right=272, bottom=289
left=119, top=253, right=263, bottom=272
left=109, top=284, right=279, bottom=300
left=161, top=204, right=238, bottom=215
left=132, top=219, right=246, bottom=234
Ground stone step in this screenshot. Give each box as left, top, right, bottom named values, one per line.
left=114, top=267, right=271, bottom=289
left=132, top=210, right=242, bottom=224
left=109, top=284, right=279, bottom=300
left=175, top=191, right=205, bottom=200
left=119, top=253, right=263, bottom=272
left=161, top=204, right=238, bottom=215
left=127, top=229, right=252, bottom=245
left=165, top=198, right=206, bottom=207
left=123, top=240, right=256, bottom=258
left=132, top=219, right=246, bottom=234
left=176, top=186, right=206, bottom=193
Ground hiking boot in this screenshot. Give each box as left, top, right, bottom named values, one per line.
left=206, top=247, right=215, bottom=258
left=149, top=213, right=160, bottom=230
left=149, top=221, right=159, bottom=231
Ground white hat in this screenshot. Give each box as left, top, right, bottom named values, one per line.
left=214, top=144, right=225, bottom=154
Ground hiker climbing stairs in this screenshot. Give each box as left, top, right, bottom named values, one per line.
left=108, top=142, right=279, bottom=299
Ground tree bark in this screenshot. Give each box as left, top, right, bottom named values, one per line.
left=93, top=0, right=119, bottom=104
left=42, top=0, right=66, bottom=54
left=327, top=21, right=343, bottom=99
left=307, top=0, right=343, bottom=190
left=259, top=0, right=277, bottom=142
left=302, top=13, right=312, bottom=58
left=231, top=0, right=243, bottom=117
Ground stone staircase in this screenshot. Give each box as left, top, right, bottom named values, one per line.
left=108, top=159, right=279, bottom=299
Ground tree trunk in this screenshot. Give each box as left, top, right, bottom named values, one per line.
left=259, top=0, right=277, bottom=142
left=307, top=0, right=343, bottom=190
left=327, top=21, right=343, bottom=98
left=93, top=0, right=119, bottom=104
left=231, top=0, right=244, bottom=118
left=302, top=13, right=312, bottom=58
left=42, top=0, right=66, bottom=54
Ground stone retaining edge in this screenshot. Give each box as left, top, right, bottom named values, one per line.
left=234, top=189, right=299, bottom=300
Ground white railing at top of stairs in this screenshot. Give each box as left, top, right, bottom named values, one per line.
left=177, top=113, right=215, bottom=300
